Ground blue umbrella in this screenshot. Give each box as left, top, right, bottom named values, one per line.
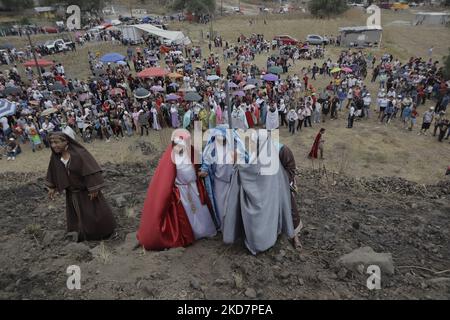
left=263, top=73, right=278, bottom=82
left=166, top=93, right=181, bottom=101
left=100, top=53, right=126, bottom=63
left=169, top=82, right=179, bottom=88
left=117, top=60, right=127, bottom=65
left=0, top=99, right=17, bottom=117
left=207, top=75, right=220, bottom=81
left=228, top=81, right=238, bottom=89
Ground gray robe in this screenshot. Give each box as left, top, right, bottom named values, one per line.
left=223, top=162, right=294, bottom=254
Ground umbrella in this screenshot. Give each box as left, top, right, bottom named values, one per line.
left=23, top=59, right=54, bottom=67
left=0, top=43, right=14, bottom=50
left=169, top=82, right=179, bottom=88
left=263, top=73, right=278, bottom=82
left=243, top=84, right=256, bottom=91
left=42, top=72, right=54, bottom=77
left=100, top=53, right=125, bottom=63
left=246, top=79, right=259, bottom=85
left=148, top=56, right=159, bottom=62
left=342, top=67, right=353, bottom=73
left=166, top=93, right=181, bottom=101
left=49, top=83, right=67, bottom=92
left=134, top=88, right=151, bottom=99
left=227, top=82, right=239, bottom=89
left=110, top=88, right=124, bottom=95
left=137, top=67, right=169, bottom=78
left=151, top=85, right=164, bottom=92
left=168, top=72, right=183, bottom=79
left=41, top=107, right=58, bottom=116
left=0, top=99, right=17, bottom=117
left=233, top=91, right=245, bottom=97
left=268, top=66, right=283, bottom=74
left=185, top=91, right=202, bottom=102
left=176, top=63, right=185, bottom=68
left=207, top=75, right=220, bottom=81
left=330, top=67, right=341, bottom=73
left=178, top=87, right=196, bottom=92
left=116, top=60, right=127, bottom=66
left=2, top=86, right=21, bottom=96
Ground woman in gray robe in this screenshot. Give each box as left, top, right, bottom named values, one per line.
left=222, top=132, right=294, bottom=254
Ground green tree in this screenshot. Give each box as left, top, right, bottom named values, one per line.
left=308, top=0, right=348, bottom=18
left=1, top=0, right=33, bottom=11
left=173, top=0, right=216, bottom=14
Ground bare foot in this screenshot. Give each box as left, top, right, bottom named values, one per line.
left=292, top=235, right=302, bottom=251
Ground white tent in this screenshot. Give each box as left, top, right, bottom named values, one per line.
left=122, top=24, right=191, bottom=45
left=413, top=12, right=450, bottom=26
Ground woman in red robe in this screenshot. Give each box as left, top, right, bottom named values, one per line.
left=308, top=128, right=325, bottom=159
left=137, top=131, right=216, bottom=250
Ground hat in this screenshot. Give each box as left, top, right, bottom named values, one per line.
left=9, top=137, right=14, bottom=141
left=429, top=107, right=434, bottom=110
left=366, top=93, right=370, bottom=96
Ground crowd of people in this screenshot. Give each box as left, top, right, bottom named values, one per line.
left=0, top=24, right=449, bottom=256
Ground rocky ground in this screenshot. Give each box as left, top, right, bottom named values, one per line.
left=0, top=144, right=449, bottom=300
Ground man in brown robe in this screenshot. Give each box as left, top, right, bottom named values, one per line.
left=45, top=132, right=116, bottom=241
left=278, top=143, right=303, bottom=250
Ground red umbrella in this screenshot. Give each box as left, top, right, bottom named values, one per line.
left=137, top=67, right=169, bottom=78
left=23, top=59, right=54, bottom=67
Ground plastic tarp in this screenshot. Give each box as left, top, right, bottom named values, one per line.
left=130, top=24, right=191, bottom=45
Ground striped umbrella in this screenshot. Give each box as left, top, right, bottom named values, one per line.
left=0, top=99, right=17, bottom=117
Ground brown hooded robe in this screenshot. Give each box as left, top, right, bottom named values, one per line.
left=45, top=132, right=116, bottom=241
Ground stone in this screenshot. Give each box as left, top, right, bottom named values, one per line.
left=303, top=199, right=314, bottom=206
left=298, top=278, right=305, bottom=286
left=411, top=203, right=418, bottom=209
left=280, top=271, right=290, bottom=279
left=233, top=273, right=244, bottom=289
left=244, top=287, right=257, bottom=299
left=214, top=278, right=228, bottom=286
left=352, top=222, right=360, bottom=230
left=337, top=268, right=348, bottom=280
left=42, top=230, right=65, bottom=247
left=65, top=232, right=79, bottom=242
left=190, top=279, right=202, bottom=291
left=64, top=242, right=91, bottom=260
left=428, top=277, right=450, bottom=284
left=337, top=246, right=395, bottom=275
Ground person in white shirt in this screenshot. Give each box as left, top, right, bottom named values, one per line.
left=345, top=88, right=353, bottom=109
left=363, top=93, right=372, bottom=118
left=313, top=101, right=321, bottom=124
left=287, top=109, right=298, bottom=135
left=44, top=99, right=53, bottom=109
left=348, top=104, right=355, bottom=128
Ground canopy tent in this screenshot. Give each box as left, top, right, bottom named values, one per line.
left=339, top=25, right=382, bottom=47
left=122, top=24, right=191, bottom=46
left=413, top=12, right=450, bottom=26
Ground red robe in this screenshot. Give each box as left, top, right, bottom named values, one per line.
left=308, top=131, right=322, bottom=159
left=137, top=145, right=212, bottom=250
left=245, top=108, right=255, bottom=128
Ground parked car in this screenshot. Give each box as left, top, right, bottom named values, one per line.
left=42, top=39, right=74, bottom=54
left=274, top=35, right=299, bottom=46
left=42, top=26, right=58, bottom=34
left=306, top=34, right=329, bottom=45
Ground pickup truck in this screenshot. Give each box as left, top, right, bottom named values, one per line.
left=42, top=39, right=75, bottom=54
